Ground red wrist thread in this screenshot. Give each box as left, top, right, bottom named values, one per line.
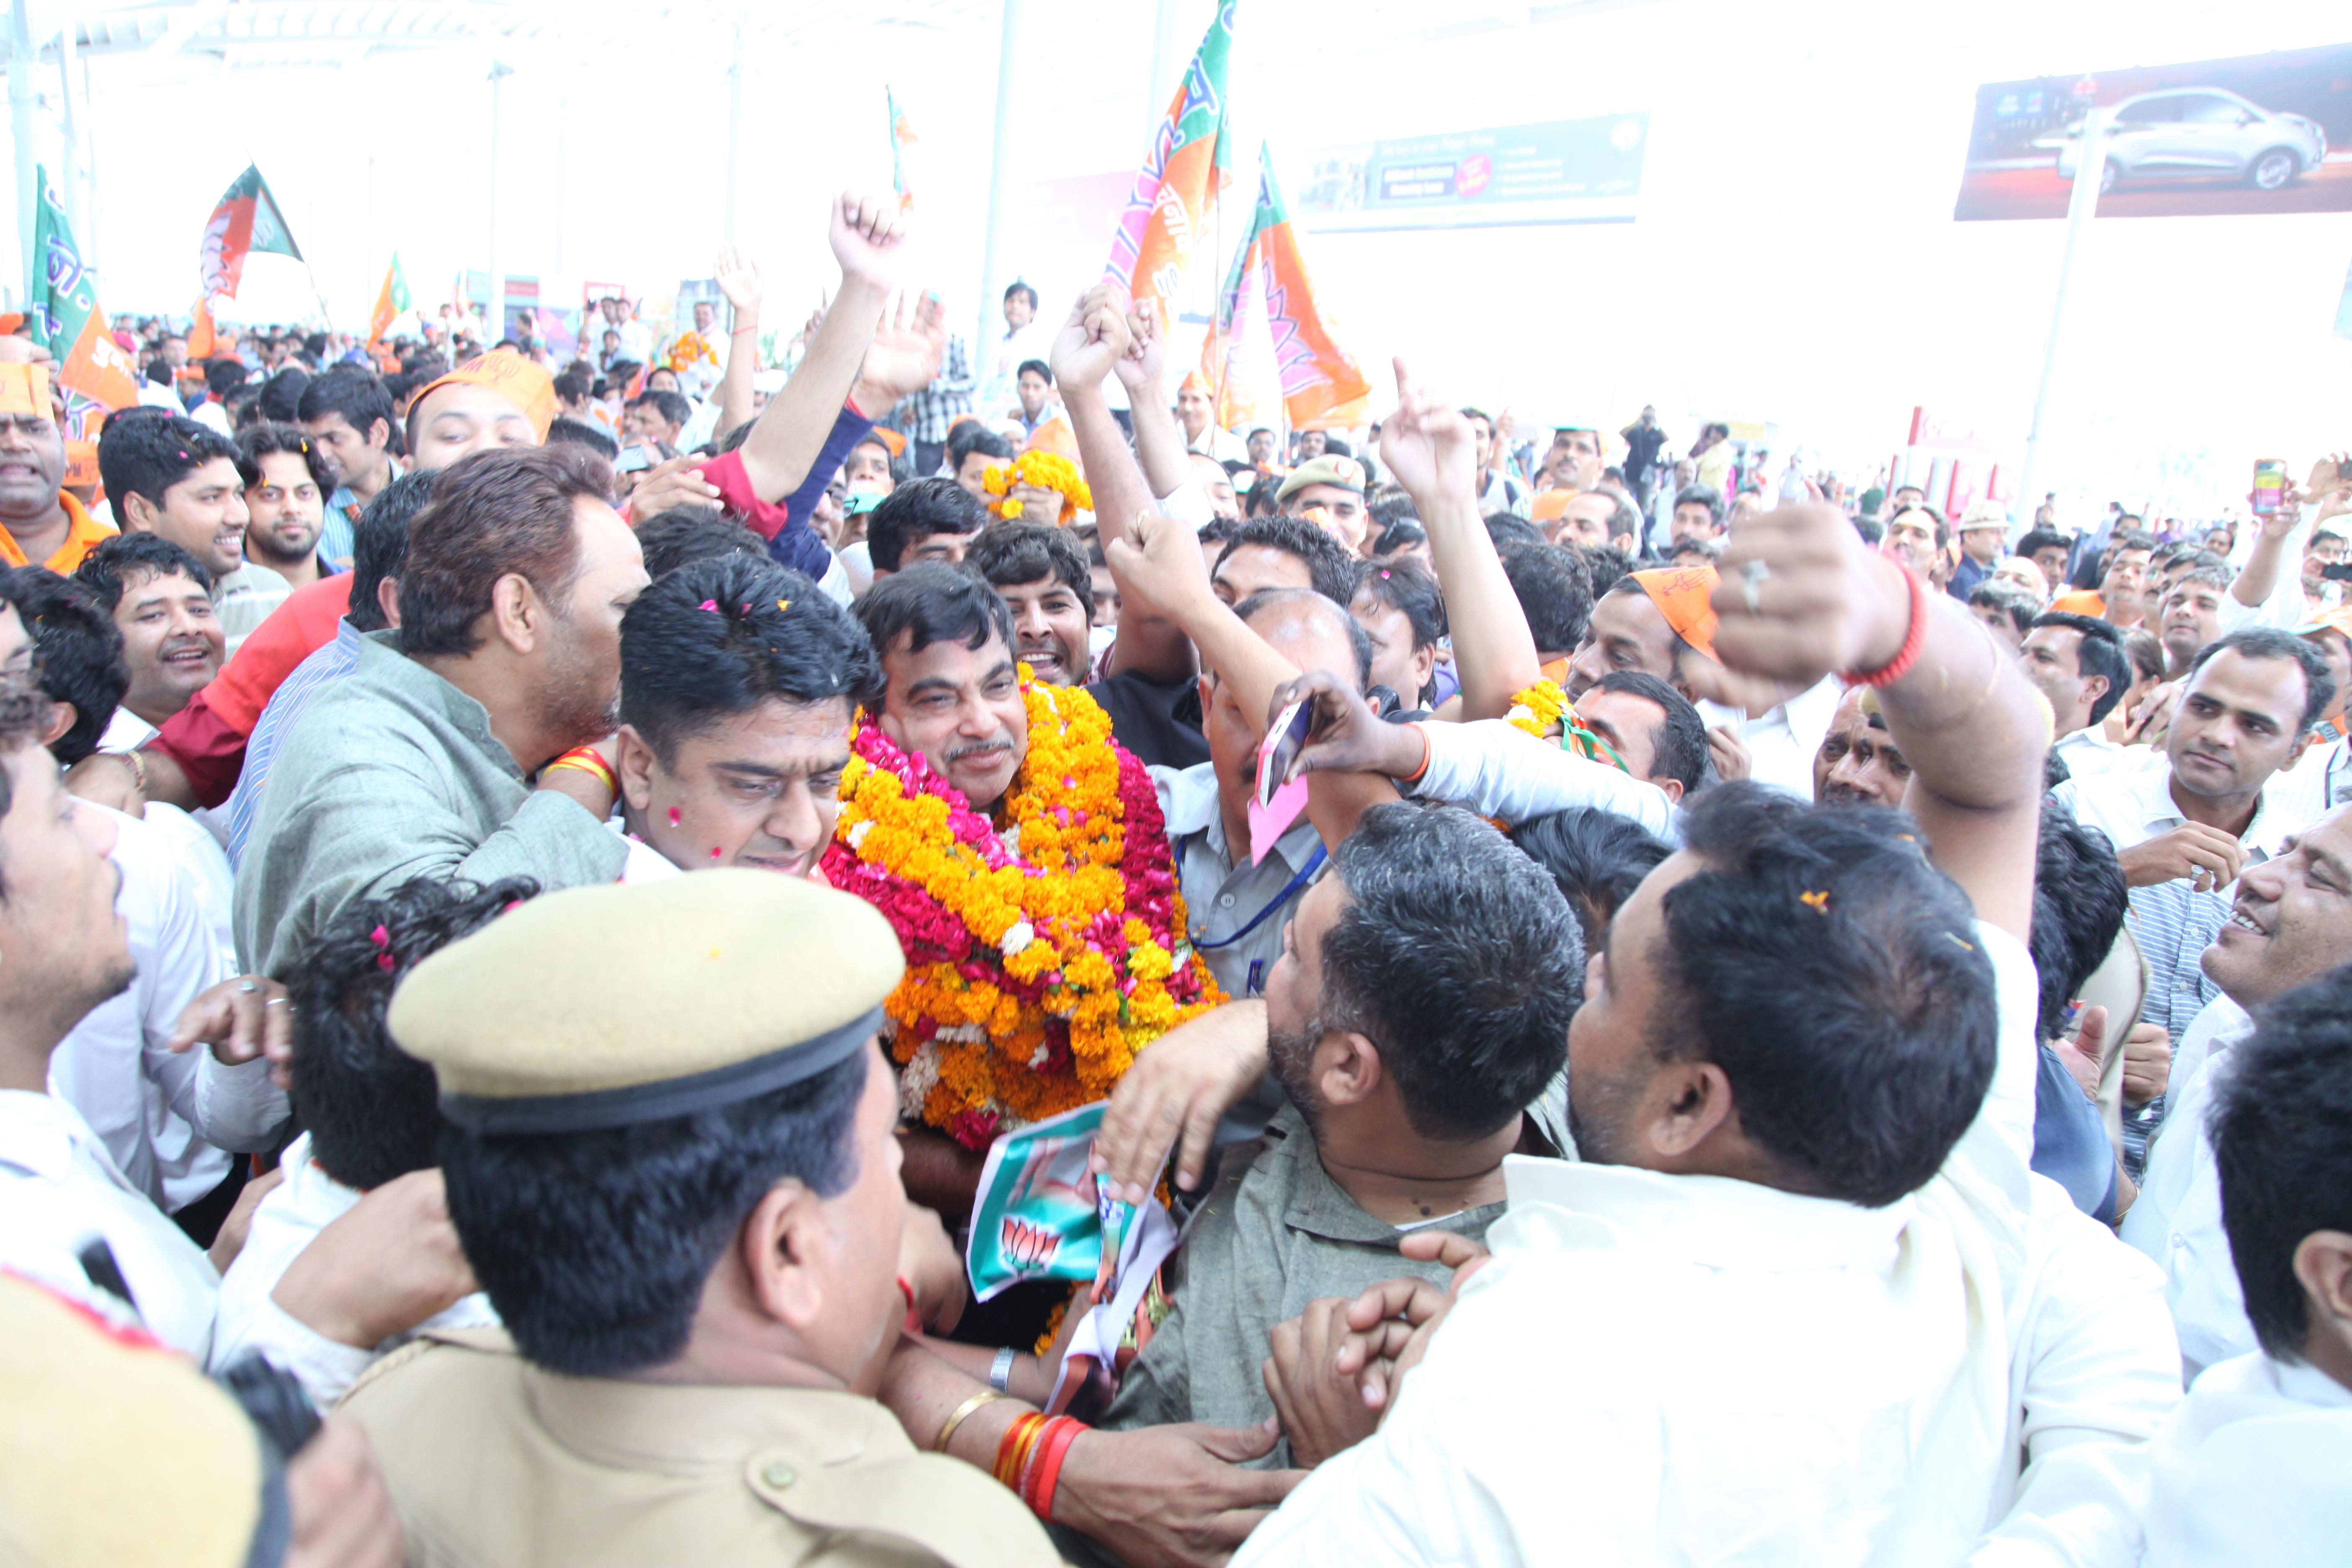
left=1847, top=561, right=1928, bottom=688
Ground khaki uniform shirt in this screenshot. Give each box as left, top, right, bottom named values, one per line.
left=1100, top=1099, right=1568, bottom=1467
left=342, top=1329, right=1060, bottom=1568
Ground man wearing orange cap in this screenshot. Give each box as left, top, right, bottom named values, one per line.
left=0, top=362, right=115, bottom=573
left=402, top=349, right=559, bottom=472
left=1176, top=371, right=1249, bottom=464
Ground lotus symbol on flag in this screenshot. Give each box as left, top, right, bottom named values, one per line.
left=1000, top=1215, right=1061, bottom=1272
left=199, top=206, right=235, bottom=301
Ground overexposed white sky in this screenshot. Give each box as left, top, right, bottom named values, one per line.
left=13, top=0, right=2352, bottom=519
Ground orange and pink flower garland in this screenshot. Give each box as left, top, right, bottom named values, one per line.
left=821, top=677, right=1222, bottom=1149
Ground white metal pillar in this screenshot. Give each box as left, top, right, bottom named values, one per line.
left=2014, top=107, right=2111, bottom=540
left=1145, top=0, right=1189, bottom=139
left=976, top=0, right=1026, bottom=368
left=55, top=16, right=78, bottom=247
left=487, top=60, right=511, bottom=344
left=723, top=13, right=745, bottom=252
left=8, top=0, right=37, bottom=309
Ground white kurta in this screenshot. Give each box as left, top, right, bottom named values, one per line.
left=2140, top=1352, right=2352, bottom=1567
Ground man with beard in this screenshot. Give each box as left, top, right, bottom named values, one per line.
left=98, top=413, right=291, bottom=655
left=235, top=444, right=647, bottom=977
left=71, top=534, right=224, bottom=750
left=235, top=421, right=333, bottom=590
left=1812, top=684, right=1912, bottom=807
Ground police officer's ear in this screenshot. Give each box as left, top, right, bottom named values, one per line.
left=740, top=1179, right=835, bottom=1331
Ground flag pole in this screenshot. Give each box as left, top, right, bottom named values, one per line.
left=8, top=0, right=37, bottom=307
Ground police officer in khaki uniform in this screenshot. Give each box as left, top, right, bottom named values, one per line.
left=339, top=869, right=1059, bottom=1568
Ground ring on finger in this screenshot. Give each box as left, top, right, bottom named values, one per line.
left=236, top=979, right=259, bottom=995
left=1738, top=558, right=1771, bottom=614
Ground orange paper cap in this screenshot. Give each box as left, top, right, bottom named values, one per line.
left=2295, top=605, right=2352, bottom=645
left=0, top=361, right=54, bottom=419
left=1630, top=565, right=1720, bottom=665
left=1023, top=417, right=1079, bottom=464
left=866, top=426, right=908, bottom=459
left=1530, top=488, right=1579, bottom=524
left=411, top=350, right=558, bottom=441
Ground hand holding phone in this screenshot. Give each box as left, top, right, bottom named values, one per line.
left=2251, top=459, right=2288, bottom=518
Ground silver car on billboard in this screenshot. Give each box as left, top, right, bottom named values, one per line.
left=2046, top=88, right=2328, bottom=193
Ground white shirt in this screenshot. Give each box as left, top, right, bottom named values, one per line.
left=191, top=399, right=234, bottom=437
left=2138, top=1352, right=2352, bottom=1567
left=1699, top=675, right=1842, bottom=800
left=2052, top=724, right=2130, bottom=782
left=0, top=1089, right=219, bottom=1357
left=139, top=800, right=238, bottom=970
left=46, top=807, right=282, bottom=1214
left=1237, top=922, right=2049, bottom=1568
left=2119, top=995, right=2257, bottom=1381
left=211, top=1132, right=499, bottom=1406
left=1406, top=718, right=1678, bottom=841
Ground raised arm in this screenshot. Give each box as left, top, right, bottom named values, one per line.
left=1109, top=508, right=1398, bottom=851
left=1699, top=503, right=2045, bottom=941
left=1379, top=359, right=1540, bottom=720
left=1053, top=287, right=1194, bottom=685
left=1115, top=301, right=1197, bottom=506
left=732, top=193, right=905, bottom=502
left=709, top=244, right=763, bottom=442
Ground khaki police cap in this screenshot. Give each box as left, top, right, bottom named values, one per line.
left=0, top=1275, right=277, bottom=1568
left=387, top=869, right=905, bottom=1135
left=1274, top=454, right=1367, bottom=504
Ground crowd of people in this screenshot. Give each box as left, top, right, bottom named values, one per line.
left=0, top=186, right=2346, bottom=1568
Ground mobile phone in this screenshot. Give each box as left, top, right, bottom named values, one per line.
left=2321, top=562, right=2352, bottom=583
left=616, top=445, right=653, bottom=474
left=1256, top=697, right=1315, bottom=809
left=2251, top=459, right=2289, bottom=518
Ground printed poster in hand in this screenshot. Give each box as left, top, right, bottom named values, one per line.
left=966, top=1100, right=1181, bottom=1414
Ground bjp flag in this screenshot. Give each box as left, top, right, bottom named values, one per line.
left=367, top=254, right=412, bottom=348
left=199, top=164, right=305, bottom=302
left=29, top=167, right=138, bottom=438
left=189, top=295, right=224, bottom=359
left=1200, top=144, right=1371, bottom=433
left=887, top=87, right=918, bottom=209
left=1103, top=3, right=1237, bottom=319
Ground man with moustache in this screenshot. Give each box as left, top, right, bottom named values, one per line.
left=234, top=444, right=649, bottom=977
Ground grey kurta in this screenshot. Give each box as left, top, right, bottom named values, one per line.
left=232, top=630, right=626, bottom=976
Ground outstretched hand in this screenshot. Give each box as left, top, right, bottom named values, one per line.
left=854, top=292, right=947, bottom=410
left=1115, top=296, right=1168, bottom=390
left=1267, top=668, right=1421, bottom=784
left=1689, top=503, right=1911, bottom=711
left=1052, top=283, right=1135, bottom=395
left=713, top=244, right=763, bottom=317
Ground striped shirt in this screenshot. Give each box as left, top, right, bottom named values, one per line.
left=226, top=619, right=364, bottom=870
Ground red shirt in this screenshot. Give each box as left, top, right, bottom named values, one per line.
left=151, top=575, right=353, bottom=807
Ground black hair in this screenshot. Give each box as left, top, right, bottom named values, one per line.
left=399, top=445, right=612, bottom=659
left=2015, top=528, right=2071, bottom=560
left=1371, top=518, right=1427, bottom=557
left=964, top=521, right=1094, bottom=622
left=1350, top=555, right=1446, bottom=652
left=1015, top=358, right=1052, bottom=385
left=288, top=876, right=536, bottom=1191
left=345, top=468, right=436, bottom=635
left=203, top=357, right=247, bottom=397
left=256, top=368, right=310, bottom=424
left=545, top=416, right=619, bottom=462
left=295, top=368, right=396, bottom=450
left=2214, top=965, right=2352, bottom=1360
left=1234, top=587, right=1373, bottom=693
left=1315, top=805, right=1583, bottom=1142
left=441, top=1047, right=868, bottom=1377
left=2120, top=627, right=2166, bottom=688
left=628, top=389, right=694, bottom=432
left=1364, top=489, right=1419, bottom=534
left=552, top=368, right=592, bottom=407
left=854, top=560, right=1016, bottom=666
left=1656, top=784, right=1996, bottom=1207
left=2099, top=530, right=2157, bottom=576
left=865, top=476, right=990, bottom=575
left=948, top=425, right=1016, bottom=471
left=1484, top=514, right=1548, bottom=559
left=2031, top=611, right=2132, bottom=726
left=621, top=555, right=876, bottom=765
left=1003, top=280, right=1039, bottom=311
left=72, top=531, right=213, bottom=610
left=95, top=414, right=239, bottom=516
left=1507, top=805, right=1672, bottom=952
left=634, top=508, right=765, bottom=580
left=3, top=568, right=125, bottom=765
left=1967, top=578, right=2040, bottom=639
left=233, top=420, right=328, bottom=493
left=2186, top=626, right=2337, bottom=733
left=2027, top=799, right=2129, bottom=1042
left=1212, top=515, right=1359, bottom=606
left=1502, top=544, right=1594, bottom=657
left=1672, top=483, right=1725, bottom=528
left=1591, top=670, right=1707, bottom=794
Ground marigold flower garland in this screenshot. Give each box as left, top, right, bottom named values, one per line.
left=820, top=674, right=1222, bottom=1149
left=1506, top=679, right=1630, bottom=773
left=983, top=451, right=1093, bottom=523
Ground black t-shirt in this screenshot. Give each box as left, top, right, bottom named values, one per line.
left=1087, top=667, right=1210, bottom=771
left=1622, top=424, right=1666, bottom=481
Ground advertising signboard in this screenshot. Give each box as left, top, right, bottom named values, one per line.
left=1295, top=113, right=1648, bottom=232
